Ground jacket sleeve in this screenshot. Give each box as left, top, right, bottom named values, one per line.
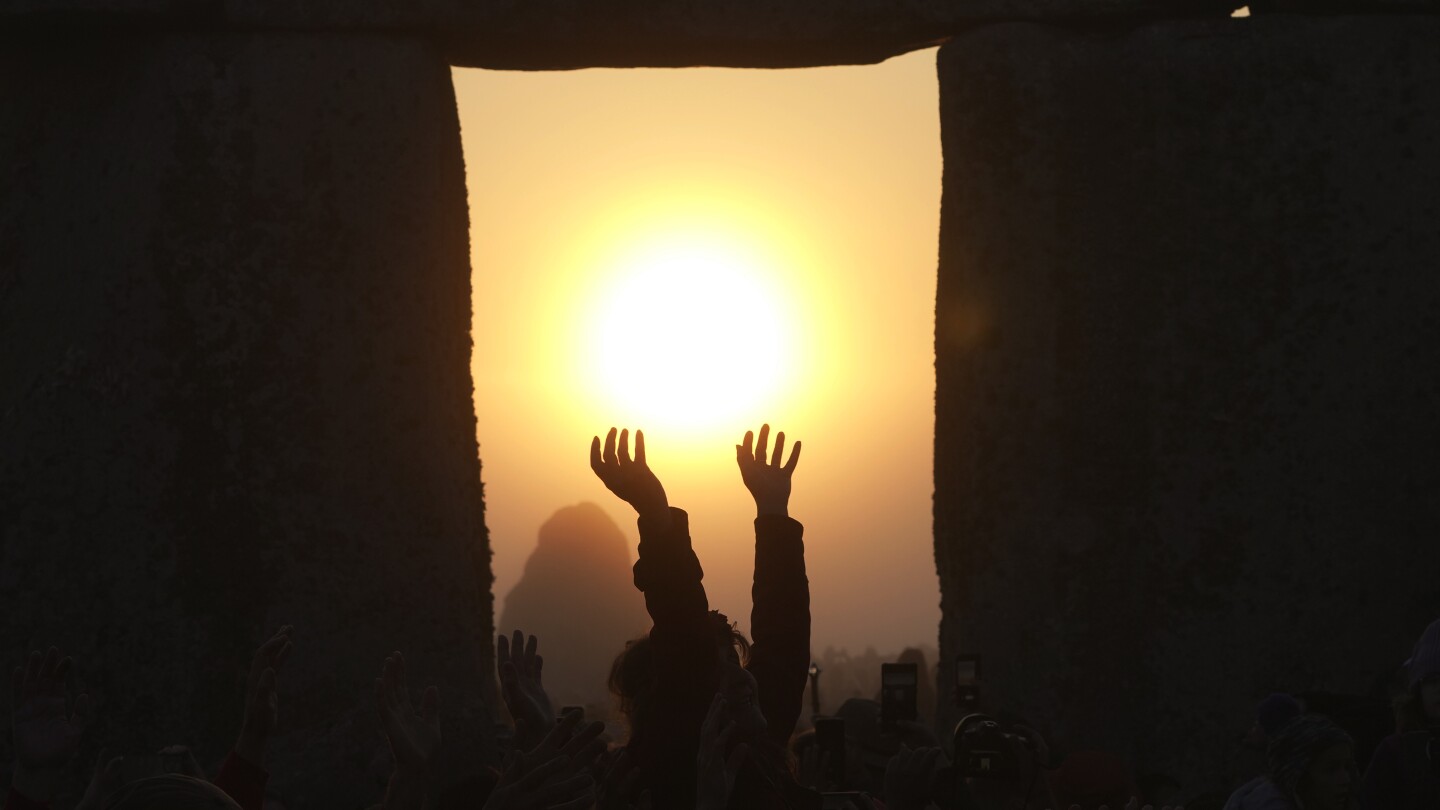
left=213, top=750, right=269, bottom=810
left=629, top=506, right=717, bottom=807
left=1361, top=735, right=1403, bottom=810
left=747, top=514, right=811, bottom=747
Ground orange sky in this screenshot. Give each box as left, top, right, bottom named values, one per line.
left=453, top=49, right=942, bottom=654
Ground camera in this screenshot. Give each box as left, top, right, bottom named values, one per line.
left=954, top=714, right=1024, bottom=780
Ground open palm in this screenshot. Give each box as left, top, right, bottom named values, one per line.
left=12, top=647, right=91, bottom=769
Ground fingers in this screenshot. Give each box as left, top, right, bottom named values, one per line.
left=511, top=630, right=526, bottom=677
left=524, top=634, right=539, bottom=670
left=72, top=692, right=93, bottom=728
left=374, top=676, right=393, bottom=726
left=497, top=632, right=511, bottom=669
left=256, top=668, right=276, bottom=705
left=725, top=741, right=749, bottom=776
left=755, top=424, right=770, bottom=463
left=563, top=721, right=606, bottom=770
left=24, top=650, right=42, bottom=699
left=590, top=435, right=603, bottom=475
left=619, top=428, right=632, bottom=466
left=536, top=708, right=583, bottom=755
left=603, top=427, right=618, bottom=467
left=742, top=430, right=754, bottom=460
left=393, top=652, right=412, bottom=711
left=771, top=431, right=784, bottom=467
left=701, top=692, right=725, bottom=741
left=784, top=440, right=802, bottom=473
left=635, top=429, right=646, bottom=466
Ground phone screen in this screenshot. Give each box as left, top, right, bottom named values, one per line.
left=815, top=716, right=847, bottom=786
left=880, top=663, right=918, bottom=729
left=954, top=654, right=981, bottom=710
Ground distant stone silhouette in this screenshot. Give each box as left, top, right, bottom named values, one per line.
left=498, top=502, right=650, bottom=711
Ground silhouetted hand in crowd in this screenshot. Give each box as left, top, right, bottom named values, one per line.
left=374, top=652, right=440, bottom=810
left=483, top=712, right=600, bottom=810
left=696, top=693, right=748, bottom=810
left=498, top=630, right=555, bottom=751
left=11, top=646, right=93, bottom=802
left=736, top=424, right=801, bottom=518
left=73, top=748, right=125, bottom=810
left=886, top=745, right=946, bottom=810
left=235, top=625, right=293, bottom=765
left=591, top=428, right=669, bottom=520
left=595, top=749, right=648, bottom=810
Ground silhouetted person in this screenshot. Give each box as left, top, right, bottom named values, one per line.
left=1361, top=617, right=1440, bottom=810
left=1225, top=713, right=1359, bottom=810
left=592, top=425, right=813, bottom=808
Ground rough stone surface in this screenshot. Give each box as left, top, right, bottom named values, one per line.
left=1, top=0, right=1238, bottom=69
left=0, top=32, right=492, bottom=806
left=935, top=16, right=1440, bottom=793
left=497, top=503, right=648, bottom=710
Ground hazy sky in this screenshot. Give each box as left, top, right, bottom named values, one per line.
left=453, top=48, right=942, bottom=654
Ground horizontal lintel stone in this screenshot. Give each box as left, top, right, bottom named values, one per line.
left=1, top=0, right=1254, bottom=69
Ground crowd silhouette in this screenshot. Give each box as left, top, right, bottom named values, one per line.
left=4, top=426, right=1438, bottom=809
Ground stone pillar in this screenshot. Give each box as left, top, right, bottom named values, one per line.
left=935, top=16, right=1440, bottom=790
left=0, top=32, right=492, bottom=805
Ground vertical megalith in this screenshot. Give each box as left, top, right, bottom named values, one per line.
left=935, top=16, right=1440, bottom=791
left=0, top=32, right=491, bottom=805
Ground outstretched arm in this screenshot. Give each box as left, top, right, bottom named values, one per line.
left=590, top=427, right=715, bottom=807
left=215, top=626, right=291, bottom=810
left=738, top=424, right=811, bottom=746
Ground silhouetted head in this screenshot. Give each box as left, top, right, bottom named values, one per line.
left=608, top=610, right=751, bottom=737
left=104, top=775, right=242, bottom=810
left=1267, top=714, right=1357, bottom=810
left=1246, top=692, right=1302, bottom=749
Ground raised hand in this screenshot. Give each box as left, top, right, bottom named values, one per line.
left=595, top=749, right=644, bottom=810
left=74, top=748, right=125, bottom=810
left=12, top=647, right=91, bottom=769
left=696, top=693, right=748, bottom=810
left=498, top=630, right=556, bottom=751
left=484, top=712, right=601, bottom=810
left=736, top=424, right=801, bottom=518
left=11, top=646, right=93, bottom=802
left=590, top=428, right=668, bottom=519
left=481, top=753, right=594, bottom=810
left=235, top=625, right=293, bottom=765
left=375, top=652, right=441, bottom=770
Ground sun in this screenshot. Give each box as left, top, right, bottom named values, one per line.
left=583, top=232, right=793, bottom=436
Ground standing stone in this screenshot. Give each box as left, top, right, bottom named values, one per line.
left=0, top=32, right=492, bottom=806
left=935, top=16, right=1440, bottom=791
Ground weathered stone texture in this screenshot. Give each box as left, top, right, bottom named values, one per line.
left=0, top=0, right=1238, bottom=69
left=935, top=15, right=1440, bottom=792
left=0, top=33, right=492, bottom=806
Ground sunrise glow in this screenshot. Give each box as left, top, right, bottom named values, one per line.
left=583, top=230, right=795, bottom=434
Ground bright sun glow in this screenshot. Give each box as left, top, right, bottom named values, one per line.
left=584, top=232, right=794, bottom=435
